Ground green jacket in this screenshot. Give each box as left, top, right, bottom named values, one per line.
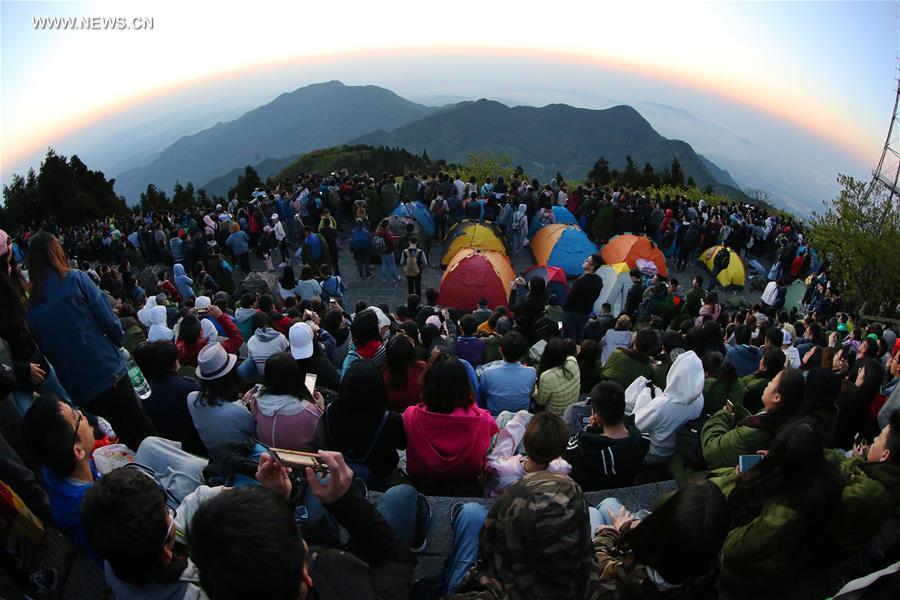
left=826, top=450, right=900, bottom=556
left=720, top=500, right=806, bottom=592
left=123, top=323, right=146, bottom=353
left=739, top=374, right=769, bottom=413
left=701, top=408, right=771, bottom=471
left=599, top=350, right=653, bottom=391
left=702, top=377, right=747, bottom=415
left=683, top=286, right=704, bottom=318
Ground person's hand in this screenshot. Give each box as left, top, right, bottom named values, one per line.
left=804, top=347, right=817, bottom=363
left=306, top=451, right=353, bottom=504
left=29, top=363, right=47, bottom=385
left=312, top=390, right=325, bottom=410
left=206, top=304, right=223, bottom=319
left=609, top=506, right=637, bottom=531
left=256, top=453, right=292, bottom=500
left=724, top=401, right=734, bottom=414
left=829, top=331, right=838, bottom=347
left=855, top=366, right=866, bottom=388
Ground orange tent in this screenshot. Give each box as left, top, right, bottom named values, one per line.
left=437, top=249, right=515, bottom=311
left=600, top=234, right=668, bottom=277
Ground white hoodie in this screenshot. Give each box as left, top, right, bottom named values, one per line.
left=627, top=350, right=704, bottom=464
left=137, top=295, right=157, bottom=328
left=147, top=305, right=174, bottom=342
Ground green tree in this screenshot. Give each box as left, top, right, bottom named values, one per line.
left=228, top=166, right=263, bottom=202
left=686, top=176, right=696, bottom=188
left=669, top=156, right=685, bottom=187
left=172, top=181, right=196, bottom=210
left=808, top=175, right=900, bottom=313
left=587, top=157, right=611, bottom=186
left=1, top=148, right=125, bottom=229
left=622, top=155, right=639, bottom=187
left=460, top=151, right=512, bottom=187
left=140, top=184, right=169, bottom=213
left=641, top=162, right=656, bottom=187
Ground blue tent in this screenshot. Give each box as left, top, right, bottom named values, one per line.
left=529, top=205, right=578, bottom=237
left=531, top=224, right=600, bottom=278
left=390, top=201, right=435, bottom=237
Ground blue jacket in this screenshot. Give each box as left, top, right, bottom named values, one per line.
left=726, top=343, right=764, bottom=377
left=42, top=462, right=102, bottom=562
left=27, top=270, right=127, bottom=406
left=173, top=263, right=194, bottom=301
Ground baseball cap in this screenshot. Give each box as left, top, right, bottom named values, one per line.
left=289, top=322, right=314, bottom=360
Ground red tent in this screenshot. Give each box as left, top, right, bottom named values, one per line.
left=437, top=249, right=515, bottom=311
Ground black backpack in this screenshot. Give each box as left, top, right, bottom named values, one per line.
left=675, top=415, right=710, bottom=471
left=714, top=248, right=731, bottom=269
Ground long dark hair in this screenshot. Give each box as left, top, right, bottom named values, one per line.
left=619, top=481, right=729, bottom=585
left=197, top=369, right=243, bottom=407
left=754, top=348, right=786, bottom=380
left=263, top=352, right=311, bottom=402
left=0, top=249, right=28, bottom=335
left=279, top=266, right=297, bottom=290
left=421, top=354, right=473, bottom=414
left=740, top=368, right=805, bottom=434
left=728, top=420, right=844, bottom=535
left=385, top=334, right=416, bottom=389
left=703, top=351, right=738, bottom=393
left=537, top=337, right=576, bottom=379
left=26, top=231, right=70, bottom=305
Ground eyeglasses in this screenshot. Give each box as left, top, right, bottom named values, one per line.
left=72, top=409, right=83, bottom=450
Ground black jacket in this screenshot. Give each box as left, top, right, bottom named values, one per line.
left=624, top=281, right=645, bottom=317
left=563, top=424, right=649, bottom=491
left=144, top=374, right=207, bottom=457
left=563, top=273, right=603, bottom=314
left=309, top=487, right=416, bottom=599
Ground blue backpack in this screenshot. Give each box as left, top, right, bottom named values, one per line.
left=305, top=233, right=323, bottom=260
left=350, top=226, right=372, bottom=252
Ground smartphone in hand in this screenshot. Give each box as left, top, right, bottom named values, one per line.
left=738, top=454, right=763, bottom=472
left=269, top=449, right=330, bottom=478
left=304, top=373, right=317, bottom=397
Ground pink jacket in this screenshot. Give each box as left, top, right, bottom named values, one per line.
left=402, top=403, right=499, bottom=482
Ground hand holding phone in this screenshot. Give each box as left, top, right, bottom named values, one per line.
left=304, top=373, right=317, bottom=397
left=738, top=454, right=763, bottom=472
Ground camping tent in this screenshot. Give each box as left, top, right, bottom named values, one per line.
left=390, top=201, right=435, bottom=237
left=529, top=205, right=578, bottom=237
left=600, top=234, right=668, bottom=277
left=437, top=249, right=515, bottom=311
left=593, top=262, right=632, bottom=317
left=699, top=245, right=746, bottom=289
left=530, top=224, right=600, bottom=277
left=783, top=280, right=807, bottom=312
left=521, top=265, right=569, bottom=303
left=441, top=221, right=507, bottom=266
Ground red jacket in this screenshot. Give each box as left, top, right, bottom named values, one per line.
left=176, top=313, right=243, bottom=367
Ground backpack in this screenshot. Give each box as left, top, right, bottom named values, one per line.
left=322, top=276, right=343, bottom=301
left=637, top=296, right=657, bottom=318
left=403, top=248, right=422, bottom=277
left=512, top=213, right=525, bottom=233
left=675, top=416, right=710, bottom=471
left=483, top=203, right=499, bottom=222
left=714, top=248, right=731, bottom=270
left=432, top=200, right=446, bottom=218
left=350, top=226, right=371, bottom=252
left=373, top=233, right=389, bottom=255
left=305, top=234, right=323, bottom=260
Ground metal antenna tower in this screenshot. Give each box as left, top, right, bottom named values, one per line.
left=870, top=78, right=900, bottom=202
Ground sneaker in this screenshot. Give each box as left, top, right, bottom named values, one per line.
left=278, top=262, right=288, bottom=268
left=450, top=501, right=465, bottom=529
left=410, top=493, right=432, bottom=554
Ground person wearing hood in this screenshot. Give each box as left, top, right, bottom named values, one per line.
left=628, top=350, right=705, bottom=467
left=233, top=292, right=258, bottom=342
left=137, top=294, right=158, bottom=328
left=243, top=312, right=289, bottom=377
left=172, top=263, right=194, bottom=303
left=147, top=305, right=175, bottom=342
left=250, top=352, right=323, bottom=451
left=315, top=359, right=406, bottom=488
left=510, top=203, right=528, bottom=256
left=726, top=324, right=764, bottom=377
left=782, top=330, right=801, bottom=369
left=403, top=354, right=498, bottom=493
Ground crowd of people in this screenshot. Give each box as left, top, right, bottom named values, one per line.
left=1, top=169, right=898, bottom=599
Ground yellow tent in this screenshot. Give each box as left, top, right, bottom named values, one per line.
left=441, top=222, right=507, bottom=266
left=699, top=246, right=746, bottom=289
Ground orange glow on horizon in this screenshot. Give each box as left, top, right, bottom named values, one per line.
left=5, top=44, right=872, bottom=173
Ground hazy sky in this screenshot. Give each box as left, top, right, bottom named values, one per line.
left=1, top=0, right=896, bottom=212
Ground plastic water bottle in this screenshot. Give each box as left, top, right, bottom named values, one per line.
left=119, top=348, right=152, bottom=400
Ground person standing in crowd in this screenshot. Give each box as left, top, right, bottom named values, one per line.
left=25, top=232, right=155, bottom=449
left=562, top=253, right=604, bottom=342
left=400, top=236, right=426, bottom=298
